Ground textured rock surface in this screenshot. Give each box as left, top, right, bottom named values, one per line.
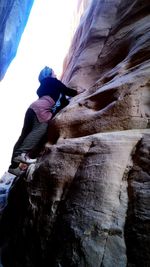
left=125, top=133, right=150, bottom=266
left=0, top=0, right=34, bottom=80
left=0, top=0, right=150, bottom=267
left=56, top=0, right=150, bottom=139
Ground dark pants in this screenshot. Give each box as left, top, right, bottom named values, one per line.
left=11, top=108, right=48, bottom=164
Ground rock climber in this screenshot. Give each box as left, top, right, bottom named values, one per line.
left=8, top=66, right=77, bottom=175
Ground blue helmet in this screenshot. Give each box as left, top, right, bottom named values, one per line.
left=38, top=66, right=53, bottom=82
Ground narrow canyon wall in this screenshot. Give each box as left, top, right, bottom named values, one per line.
left=0, top=0, right=150, bottom=267
left=0, top=0, right=34, bottom=80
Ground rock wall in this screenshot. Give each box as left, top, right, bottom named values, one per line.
left=0, top=0, right=150, bottom=267
left=0, top=0, right=34, bottom=80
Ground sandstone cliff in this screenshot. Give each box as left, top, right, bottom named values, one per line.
left=0, top=0, right=150, bottom=266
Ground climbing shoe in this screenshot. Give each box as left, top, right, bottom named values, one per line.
left=13, top=153, right=37, bottom=164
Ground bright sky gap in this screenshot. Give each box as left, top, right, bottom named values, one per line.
left=0, top=0, right=80, bottom=176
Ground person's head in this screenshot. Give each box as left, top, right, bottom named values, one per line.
left=38, top=66, right=56, bottom=82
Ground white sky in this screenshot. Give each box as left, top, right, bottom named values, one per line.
left=0, top=0, right=80, bottom=177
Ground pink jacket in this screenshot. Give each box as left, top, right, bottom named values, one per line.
left=29, top=95, right=55, bottom=123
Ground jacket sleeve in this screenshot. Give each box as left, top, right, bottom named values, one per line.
left=58, top=80, right=77, bottom=97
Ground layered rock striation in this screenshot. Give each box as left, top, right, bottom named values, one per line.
left=0, top=0, right=150, bottom=266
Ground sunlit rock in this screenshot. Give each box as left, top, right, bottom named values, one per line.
left=62, top=0, right=150, bottom=91
left=0, top=172, right=16, bottom=215
left=0, top=0, right=34, bottom=80
left=57, top=0, right=150, bottom=139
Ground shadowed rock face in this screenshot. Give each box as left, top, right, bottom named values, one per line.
left=0, top=0, right=150, bottom=267
left=0, top=0, right=34, bottom=80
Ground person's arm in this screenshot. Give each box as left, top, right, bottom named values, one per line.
left=57, top=80, right=77, bottom=97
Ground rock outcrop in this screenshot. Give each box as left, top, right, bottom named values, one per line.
left=0, top=0, right=150, bottom=266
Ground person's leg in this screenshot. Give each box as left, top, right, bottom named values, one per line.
left=10, top=107, right=48, bottom=170
left=14, top=120, right=48, bottom=157
left=28, top=130, right=48, bottom=158
left=10, top=108, right=35, bottom=167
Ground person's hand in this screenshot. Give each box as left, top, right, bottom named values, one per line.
left=19, top=162, right=28, bottom=171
